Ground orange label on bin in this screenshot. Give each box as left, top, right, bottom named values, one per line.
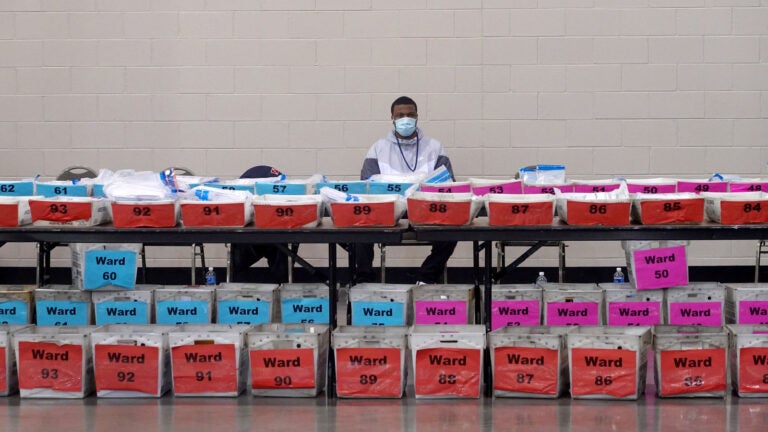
left=171, top=344, right=238, bottom=394
left=181, top=202, right=245, bottom=227
left=250, top=348, right=316, bottom=389
left=738, top=347, right=768, bottom=394
left=94, top=344, right=160, bottom=395
left=17, top=341, right=84, bottom=392
left=493, top=346, right=559, bottom=395
left=407, top=200, right=471, bottom=225
left=331, top=202, right=395, bottom=227
left=0, top=203, right=19, bottom=227
left=488, top=201, right=552, bottom=226
left=336, top=347, right=402, bottom=397
left=639, top=199, right=704, bottom=224
left=570, top=348, right=637, bottom=398
left=659, top=348, right=727, bottom=396
left=253, top=204, right=318, bottom=228
left=414, top=348, right=481, bottom=397
left=719, top=201, right=768, bottom=225
left=29, top=200, right=92, bottom=223
left=565, top=201, right=630, bottom=226
left=112, top=203, right=177, bottom=228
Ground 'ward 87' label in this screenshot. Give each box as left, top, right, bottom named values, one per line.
left=493, top=346, right=559, bottom=395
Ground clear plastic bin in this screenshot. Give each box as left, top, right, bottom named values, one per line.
left=412, top=284, right=475, bottom=325
left=0, top=285, right=35, bottom=325
left=653, top=325, right=729, bottom=398
left=91, top=324, right=177, bottom=397
left=0, top=324, right=32, bottom=395
left=246, top=323, right=330, bottom=397
left=216, top=283, right=278, bottom=325
left=664, top=282, right=725, bottom=326
left=0, top=196, right=34, bottom=227
left=278, top=283, right=330, bottom=325
left=727, top=324, right=768, bottom=397
left=154, top=287, right=215, bottom=325
left=252, top=195, right=322, bottom=229
left=349, top=283, right=412, bottom=326
left=169, top=324, right=252, bottom=397
left=542, top=283, right=603, bottom=326
left=490, top=284, right=542, bottom=330
left=487, top=326, right=570, bottom=398
left=408, top=325, right=486, bottom=399
left=332, top=326, right=408, bottom=398
left=725, top=283, right=768, bottom=325
left=406, top=192, right=482, bottom=226
left=567, top=326, right=652, bottom=400
left=29, top=197, right=110, bottom=226
left=601, top=283, right=663, bottom=326
left=35, top=287, right=92, bottom=326
left=70, top=243, right=141, bottom=291
left=14, top=325, right=100, bottom=398
left=92, top=286, right=157, bottom=325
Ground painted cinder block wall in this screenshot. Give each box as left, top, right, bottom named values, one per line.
left=0, top=1, right=767, bottom=272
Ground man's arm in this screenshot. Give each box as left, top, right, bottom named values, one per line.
left=435, top=155, right=455, bottom=181
left=361, top=158, right=380, bottom=180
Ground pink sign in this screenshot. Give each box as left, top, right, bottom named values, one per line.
left=668, top=302, right=723, bottom=326
left=471, top=181, right=523, bottom=196
left=626, top=183, right=676, bottom=194
left=738, top=301, right=768, bottom=325
left=607, top=302, right=661, bottom=326
left=414, top=300, right=468, bottom=325
left=490, top=300, right=540, bottom=330
left=677, top=181, right=728, bottom=194
left=523, top=185, right=574, bottom=195
left=730, top=182, right=768, bottom=193
left=632, top=245, right=688, bottom=290
left=419, top=184, right=471, bottom=194
left=546, top=302, right=600, bottom=326
left=572, top=183, right=621, bottom=193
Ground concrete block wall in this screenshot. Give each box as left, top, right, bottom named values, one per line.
left=1, top=1, right=767, bottom=273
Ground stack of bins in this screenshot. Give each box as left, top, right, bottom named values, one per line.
left=727, top=324, right=768, bottom=397
left=0, top=285, right=35, bottom=325
left=278, top=283, right=330, bottom=325
left=246, top=323, right=330, bottom=397
left=542, top=283, right=603, bottom=326
left=488, top=326, right=570, bottom=398
left=602, top=283, right=664, bottom=327
left=215, top=283, right=277, bottom=325
left=653, top=325, right=729, bottom=398
left=725, top=283, right=768, bottom=325
left=154, top=286, right=215, bottom=325
left=34, top=285, right=92, bottom=326
left=91, top=324, right=177, bottom=397
left=332, top=326, right=408, bottom=398
left=489, top=284, right=542, bottom=330
left=14, top=326, right=99, bottom=398
left=168, top=324, right=251, bottom=397
left=0, top=324, right=31, bottom=395
left=566, top=326, right=652, bottom=400
left=412, top=284, right=475, bottom=325
left=664, top=282, right=725, bottom=326
left=349, top=283, right=411, bottom=326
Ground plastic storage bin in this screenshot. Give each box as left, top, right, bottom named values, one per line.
left=469, top=178, right=522, bottom=196
left=406, top=192, right=482, bottom=226
left=180, top=198, right=253, bottom=227
left=91, top=324, right=177, bottom=397
left=653, top=325, right=729, bottom=398
left=0, top=325, right=32, bottom=396
left=29, top=197, right=111, bottom=226
left=14, top=326, right=99, bottom=398
left=246, top=323, right=330, bottom=397
left=70, top=243, right=141, bottom=291
left=408, top=325, right=486, bottom=399
left=252, top=195, right=322, bottom=229
left=630, top=193, right=705, bottom=225
left=169, top=324, right=251, bottom=397
left=703, top=192, right=768, bottom=224
left=92, top=287, right=155, bottom=325
left=215, top=283, right=277, bottom=325
left=111, top=200, right=179, bottom=228
left=278, top=283, right=330, bottom=325
left=35, top=287, right=92, bottom=326
left=154, top=287, right=215, bottom=325
left=332, top=326, right=408, bottom=398
left=602, top=283, right=663, bottom=326
left=412, top=284, right=475, bottom=325
left=556, top=193, right=631, bottom=226
left=727, top=324, right=768, bottom=397
left=567, top=326, right=652, bottom=400
left=484, top=194, right=554, bottom=226
left=725, top=283, right=768, bottom=325
left=490, top=284, right=542, bottom=330
left=328, top=195, right=406, bottom=227
left=622, top=240, right=689, bottom=291
left=0, top=197, right=34, bottom=227
left=542, top=283, right=604, bottom=326
left=0, top=285, right=35, bottom=325
left=488, top=326, right=570, bottom=398
left=664, top=282, right=725, bottom=326
left=349, top=283, right=412, bottom=326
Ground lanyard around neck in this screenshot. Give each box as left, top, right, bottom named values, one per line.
left=395, top=134, right=420, bottom=172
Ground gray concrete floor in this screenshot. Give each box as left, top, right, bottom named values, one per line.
left=1, top=386, right=766, bottom=432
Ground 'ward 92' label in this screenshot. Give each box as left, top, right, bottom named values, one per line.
left=94, top=344, right=160, bottom=395
left=351, top=301, right=405, bottom=326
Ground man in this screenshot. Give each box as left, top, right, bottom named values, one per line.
left=230, top=165, right=293, bottom=283
left=356, top=96, right=457, bottom=284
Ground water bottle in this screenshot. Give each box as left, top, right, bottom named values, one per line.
left=613, top=267, right=625, bottom=283
left=535, top=271, right=547, bottom=287
left=205, top=267, right=217, bottom=286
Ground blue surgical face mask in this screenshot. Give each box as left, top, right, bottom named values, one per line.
left=393, top=117, right=417, bottom=137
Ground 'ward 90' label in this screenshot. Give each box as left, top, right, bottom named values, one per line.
left=351, top=301, right=405, bottom=326
left=95, top=301, right=149, bottom=325
left=36, top=301, right=89, bottom=326
left=250, top=348, right=316, bottom=390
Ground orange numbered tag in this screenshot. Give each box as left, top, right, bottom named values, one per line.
left=407, top=200, right=471, bottom=225
left=254, top=204, right=318, bottom=229
left=0, top=203, right=20, bottom=227
left=112, top=203, right=177, bottom=228
left=488, top=201, right=553, bottom=226
left=250, top=348, right=316, bottom=389
left=171, top=344, right=238, bottom=394
left=94, top=344, right=160, bottom=395
left=17, top=341, right=83, bottom=392
left=493, top=346, right=559, bottom=395
left=639, top=199, right=704, bottom=224
left=738, top=347, right=768, bottom=394
left=570, top=348, right=637, bottom=398
left=335, top=347, right=402, bottom=397
left=29, top=200, right=92, bottom=223
left=181, top=202, right=246, bottom=227
left=0, top=347, right=7, bottom=391
left=414, top=348, right=481, bottom=397
left=330, top=202, right=395, bottom=227
left=659, top=348, right=727, bottom=396
left=565, top=201, right=630, bottom=226
left=719, top=201, right=768, bottom=225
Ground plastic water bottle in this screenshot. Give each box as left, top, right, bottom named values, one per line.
left=205, top=267, right=217, bottom=286
left=613, top=267, right=625, bottom=283
left=535, top=271, right=547, bottom=287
